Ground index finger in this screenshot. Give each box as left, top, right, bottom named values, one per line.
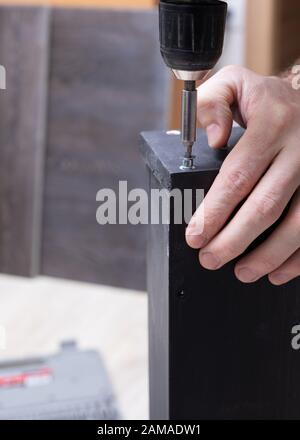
left=186, top=121, right=282, bottom=249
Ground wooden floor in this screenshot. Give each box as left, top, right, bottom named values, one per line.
left=0, top=275, right=148, bottom=420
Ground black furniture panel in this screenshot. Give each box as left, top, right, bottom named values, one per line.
left=141, top=128, right=300, bottom=420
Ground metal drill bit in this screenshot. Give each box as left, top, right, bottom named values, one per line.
left=180, top=80, right=197, bottom=170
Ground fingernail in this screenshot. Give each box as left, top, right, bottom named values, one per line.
left=200, top=252, right=221, bottom=270
left=237, top=268, right=258, bottom=283
left=270, top=273, right=290, bottom=286
left=186, top=227, right=207, bottom=247
left=206, top=124, right=222, bottom=148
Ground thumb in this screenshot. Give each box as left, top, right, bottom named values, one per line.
left=197, top=66, right=240, bottom=149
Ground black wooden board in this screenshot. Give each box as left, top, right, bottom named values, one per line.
left=141, top=128, right=300, bottom=420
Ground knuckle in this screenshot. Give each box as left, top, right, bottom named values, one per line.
left=198, top=99, right=219, bottom=114
left=252, top=191, right=283, bottom=223
left=271, top=103, right=293, bottom=130
left=217, top=239, right=244, bottom=261
left=248, top=80, right=268, bottom=107
left=225, top=241, right=242, bottom=258
left=202, top=209, right=222, bottom=233
left=257, top=256, right=278, bottom=273
left=219, top=65, right=243, bottom=76
left=223, top=169, right=252, bottom=197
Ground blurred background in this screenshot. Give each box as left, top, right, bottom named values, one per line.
left=0, top=0, right=299, bottom=420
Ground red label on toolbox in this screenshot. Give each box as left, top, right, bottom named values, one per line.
left=0, top=367, right=52, bottom=388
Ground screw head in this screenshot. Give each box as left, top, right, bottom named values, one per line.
left=180, top=156, right=196, bottom=171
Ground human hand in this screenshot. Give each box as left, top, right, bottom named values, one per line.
left=186, top=66, right=300, bottom=286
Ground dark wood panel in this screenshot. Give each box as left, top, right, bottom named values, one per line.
left=141, top=128, right=300, bottom=420
left=0, top=6, right=50, bottom=276
left=42, top=8, right=169, bottom=290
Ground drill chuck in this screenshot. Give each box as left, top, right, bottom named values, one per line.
left=159, top=1, right=227, bottom=74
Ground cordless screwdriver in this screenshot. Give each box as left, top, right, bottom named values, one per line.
left=159, top=0, right=227, bottom=169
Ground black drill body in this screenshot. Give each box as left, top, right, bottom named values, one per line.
left=159, top=0, right=227, bottom=168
